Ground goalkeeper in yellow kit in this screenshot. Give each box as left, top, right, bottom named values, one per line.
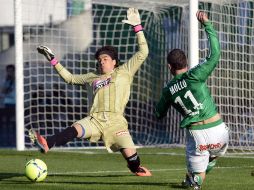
left=29, top=8, right=151, bottom=177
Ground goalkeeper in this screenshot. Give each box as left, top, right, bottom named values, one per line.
left=30, top=8, right=151, bottom=177
left=155, top=11, right=229, bottom=189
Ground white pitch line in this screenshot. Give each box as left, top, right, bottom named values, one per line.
left=49, top=168, right=185, bottom=175
left=53, top=150, right=254, bottom=159
left=49, top=165, right=254, bottom=175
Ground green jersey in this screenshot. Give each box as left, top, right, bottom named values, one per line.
left=155, top=22, right=221, bottom=128
left=54, top=32, right=148, bottom=115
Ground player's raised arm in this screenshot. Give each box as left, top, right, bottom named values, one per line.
left=122, top=8, right=142, bottom=32
left=37, top=45, right=57, bottom=65
left=190, top=11, right=221, bottom=81
left=121, top=8, right=149, bottom=75
left=196, top=11, right=209, bottom=24
left=37, top=45, right=90, bottom=84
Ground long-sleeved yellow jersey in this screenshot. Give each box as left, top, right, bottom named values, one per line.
left=54, top=32, right=148, bottom=115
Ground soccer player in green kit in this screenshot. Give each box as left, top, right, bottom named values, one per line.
left=155, top=11, right=229, bottom=189
left=29, top=8, right=151, bottom=177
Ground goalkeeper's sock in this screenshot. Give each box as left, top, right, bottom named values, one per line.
left=125, top=152, right=152, bottom=176
left=46, top=127, right=78, bottom=148
left=126, top=153, right=140, bottom=173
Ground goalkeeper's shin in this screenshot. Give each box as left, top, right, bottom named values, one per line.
left=46, top=127, right=78, bottom=148
left=126, top=153, right=152, bottom=176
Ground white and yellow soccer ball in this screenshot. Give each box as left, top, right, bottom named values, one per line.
left=25, top=159, right=47, bottom=182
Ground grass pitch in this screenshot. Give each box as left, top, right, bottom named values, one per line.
left=0, top=148, right=253, bottom=190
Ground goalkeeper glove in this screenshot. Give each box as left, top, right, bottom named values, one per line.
left=122, top=8, right=143, bottom=33
left=37, top=45, right=58, bottom=66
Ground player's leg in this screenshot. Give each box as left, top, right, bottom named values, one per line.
left=102, top=113, right=151, bottom=176
left=182, top=172, right=204, bottom=190
left=104, top=133, right=152, bottom=176
left=206, top=156, right=217, bottom=174
left=182, top=129, right=209, bottom=189
left=29, top=116, right=96, bottom=153
left=29, top=125, right=80, bottom=153
left=205, top=124, right=228, bottom=174
left=120, top=148, right=152, bottom=176
left=183, top=122, right=229, bottom=189
left=46, top=123, right=92, bottom=147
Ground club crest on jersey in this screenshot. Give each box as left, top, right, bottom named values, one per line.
left=169, top=79, right=187, bottom=95
left=93, top=77, right=111, bottom=92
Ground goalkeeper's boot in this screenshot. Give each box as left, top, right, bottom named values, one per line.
left=29, top=129, right=49, bottom=153
left=135, top=166, right=152, bottom=177
left=181, top=173, right=202, bottom=190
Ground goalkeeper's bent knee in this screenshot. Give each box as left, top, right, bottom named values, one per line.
left=126, top=153, right=140, bottom=173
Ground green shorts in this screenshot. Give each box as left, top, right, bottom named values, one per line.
left=73, top=112, right=135, bottom=152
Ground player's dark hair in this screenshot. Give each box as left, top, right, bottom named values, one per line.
left=95, top=45, right=120, bottom=68
left=167, top=49, right=187, bottom=70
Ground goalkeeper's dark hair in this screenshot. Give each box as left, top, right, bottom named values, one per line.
left=95, top=45, right=120, bottom=67
left=167, top=49, right=187, bottom=70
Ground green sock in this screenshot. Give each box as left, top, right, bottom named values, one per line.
left=206, top=159, right=217, bottom=174
left=193, top=174, right=203, bottom=186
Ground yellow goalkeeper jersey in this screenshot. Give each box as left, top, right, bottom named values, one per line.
left=54, top=32, right=148, bottom=115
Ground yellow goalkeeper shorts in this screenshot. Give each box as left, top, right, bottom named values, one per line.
left=73, top=112, right=135, bottom=152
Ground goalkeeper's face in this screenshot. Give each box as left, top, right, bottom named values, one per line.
left=97, top=54, right=116, bottom=74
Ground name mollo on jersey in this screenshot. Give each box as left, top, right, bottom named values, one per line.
left=169, top=79, right=187, bottom=95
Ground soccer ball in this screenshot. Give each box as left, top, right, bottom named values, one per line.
left=25, top=159, right=47, bottom=182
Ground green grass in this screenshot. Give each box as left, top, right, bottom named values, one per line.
left=0, top=148, right=254, bottom=190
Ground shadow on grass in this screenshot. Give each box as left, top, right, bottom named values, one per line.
left=0, top=173, right=24, bottom=181
left=0, top=173, right=186, bottom=189
left=46, top=181, right=186, bottom=188
left=169, top=182, right=187, bottom=189
left=0, top=173, right=36, bottom=185
left=48, top=173, right=132, bottom=178
left=2, top=180, right=185, bottom=188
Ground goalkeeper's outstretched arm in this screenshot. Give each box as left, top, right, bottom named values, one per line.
left=37, top=45, right=88, bottom=85
left=37, top=45, right=57, bottom=65
left=121, top=8, right=149, bottom=75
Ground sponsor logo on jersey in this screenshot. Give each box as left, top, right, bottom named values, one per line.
left=116, top=130, right=129, bottom=136
left=198, top=143, right=222, bottom=151
left=93, top=77, right=111, bottom=92
left=169, top=79, right=187, bottom=95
